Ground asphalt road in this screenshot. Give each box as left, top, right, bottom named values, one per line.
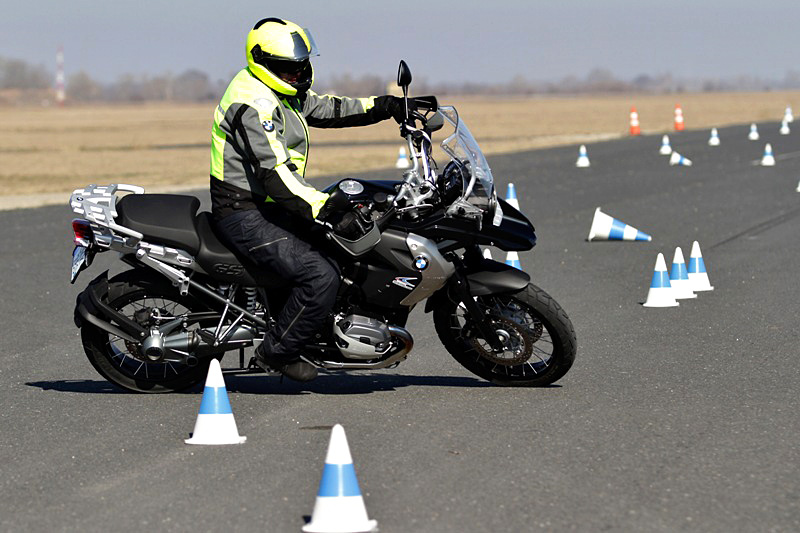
left=1, top=120, right=798, bottom=532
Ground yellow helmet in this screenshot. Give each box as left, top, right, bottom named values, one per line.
left=246, top=18, right=318, bottom=96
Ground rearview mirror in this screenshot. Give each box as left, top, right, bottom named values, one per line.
left=397, top=60, right=412, bottom=89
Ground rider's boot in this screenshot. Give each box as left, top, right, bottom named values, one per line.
left=254, top=343, right=318, bottom=382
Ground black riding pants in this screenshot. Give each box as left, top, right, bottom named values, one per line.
left=214, top=208, right=339, bottom=359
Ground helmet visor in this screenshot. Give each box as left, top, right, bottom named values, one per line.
left=303, top=28, right=320, bottom=57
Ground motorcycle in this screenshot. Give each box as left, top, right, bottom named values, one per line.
left=68, top=61, right=576, bottom=392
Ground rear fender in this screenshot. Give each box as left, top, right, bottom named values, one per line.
left=74, top=270, right=148, bottom=342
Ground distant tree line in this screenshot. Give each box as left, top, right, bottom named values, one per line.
left=2, top=55, right=800, bottom=105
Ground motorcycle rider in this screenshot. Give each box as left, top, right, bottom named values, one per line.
left=210, top=17, right=409, bottom=381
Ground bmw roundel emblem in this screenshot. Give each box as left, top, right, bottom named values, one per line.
left=414, top=255, right=429, bottom=271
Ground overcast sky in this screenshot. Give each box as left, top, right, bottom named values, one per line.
left=3, top=0, right=799, bottom=85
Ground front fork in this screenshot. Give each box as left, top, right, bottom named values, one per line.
left=445, top=252, right=506, bottom=352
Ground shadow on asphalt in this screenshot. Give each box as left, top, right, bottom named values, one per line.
left=25, top=373, right=510, bottom=395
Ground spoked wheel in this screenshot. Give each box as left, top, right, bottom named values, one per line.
left=434, top=283, right=576, bottom=386
left=80, top=272, right=220, bottom=393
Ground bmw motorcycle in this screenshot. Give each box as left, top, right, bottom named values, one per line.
left=68, top=61, right=576, bottom=392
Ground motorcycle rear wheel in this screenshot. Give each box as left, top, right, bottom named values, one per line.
left=80, top=271, right=220, bottom=393
left=434, top=283, right=576, bottom=387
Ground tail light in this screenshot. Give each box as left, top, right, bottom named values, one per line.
left=72, top=218, right=93, bottom=246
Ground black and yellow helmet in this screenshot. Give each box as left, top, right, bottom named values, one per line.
left=246, top=18, right=318, bottom=96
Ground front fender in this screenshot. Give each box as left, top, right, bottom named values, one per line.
left=424, top=259, right=530, bottom=312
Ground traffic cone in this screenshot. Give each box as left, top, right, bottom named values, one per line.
left=748, top=123, right=760, bottom=141
left=629, top=106, right=641, bottom=135
left=185, top=359, right=246, bottom=445
left=505, top=183, right=520, bottom=211
left=643, top=253, right=679, bottom=308
left=784, top=105, right=794, bottom=123
left=708, top=128, right=720, bottom=146
left=659, top=134, right=672, bottom=155
left=669, top=247, right=696, bottom=299
left=796, top=179, right=800, bottom=193
left=303, top=424, right=377, bottom=533
left=687, top=241, right=713, bottom=291
left=482, top=248, right=493, bottom=260
left=761, top=143, right=775, bottom=166
left=576, top=144, right=590, bottom=167
left=669, top=151, right=692, bottom=166
left=673, top=104, right=685, bottom=131
left=505, top=251, right=521, bottom=269
left=780, top=120, right=790, bottom=135
left=395, top=147, right=410, bottom=169
left=586, top=207, right=652, bottom=242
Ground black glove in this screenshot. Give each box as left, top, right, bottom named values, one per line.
left=375, top=95, right=415, bottom=124
left=333, top=211, right=363, bottom=240
left=317, top=186, right=350, bottom=222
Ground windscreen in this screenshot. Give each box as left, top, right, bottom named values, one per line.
left=439, top=106, right=496, bottom=214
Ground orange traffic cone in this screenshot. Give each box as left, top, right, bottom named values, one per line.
left=674, top=104, right=685, bottom=131
left=629, top=106, right=641, bottom=135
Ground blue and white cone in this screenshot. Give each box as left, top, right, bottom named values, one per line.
left=505, top=183, right=521, bottom=211
left=659, top=134, right=672, bottom=155
left=708, top=128, right=720, bottom=146
left=748, top=123, right=760, bottom=141
left=687, top=241, right=714, bottom=291
left=185, top=359, right=246, bottom=445
left=586, top=207, right=652, bottom=242
left=780, top=120, right=790, bottom=135
left=395, top=146, right=410, bottom=169
left=505, top=251, right=521, bottom=270
left=576, top=145, right=590, bottom=167
left=669, top=151, right=692, bottom=166
left=784, top=105, right=794, bottom=123
left=669, top=246, right=696, bottom=299
left=761, top=143, right=775, bottom=166
left=303, top=424, right=377, bottom=533
left=643, top=253, right=679, bottom=307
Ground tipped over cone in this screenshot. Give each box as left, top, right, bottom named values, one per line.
left=185, top=359, right=246, bottom=445
left=587, top=207, right=651, bottom=242
left=687, top=241, right=714, bottom=291
left=643, top=253, right=679, bottom=308
left=670, top=151, right=692, bottom=166
left=303, top=425, right=377, bottom=533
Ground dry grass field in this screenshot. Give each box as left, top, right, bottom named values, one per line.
left=1, top=90, right=798, bottom=206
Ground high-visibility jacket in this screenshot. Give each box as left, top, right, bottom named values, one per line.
left=210, top=68, right=389, bottom=221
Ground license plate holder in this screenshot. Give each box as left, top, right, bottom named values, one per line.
left=70, top=245, right=93, bottom=284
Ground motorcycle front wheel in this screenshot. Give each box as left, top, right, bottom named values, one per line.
left=80, top=271, right=220, bottom=393
left=433, top=283, right=576, bottom=387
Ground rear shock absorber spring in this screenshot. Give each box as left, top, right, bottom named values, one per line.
left=243, top=287, right=258, bottom=314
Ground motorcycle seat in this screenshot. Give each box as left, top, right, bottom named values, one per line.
left=194, top=212, right=288, bottom=288
left=116, top=194, right=201, bottom=254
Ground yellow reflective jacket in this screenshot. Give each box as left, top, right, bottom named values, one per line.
left=210, top=68, right=389, bottom=220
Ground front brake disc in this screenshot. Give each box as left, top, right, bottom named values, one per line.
left=468, top=316, right=535, bottom=366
